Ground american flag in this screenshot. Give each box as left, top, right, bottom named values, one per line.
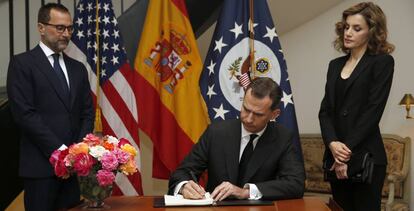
left=199, top=0, right=302, bottom=151
left=65, top=0, right=143, bottom=195
left=239, top=72, right=251, bottom=89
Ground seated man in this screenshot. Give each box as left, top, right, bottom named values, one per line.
left=168, top=77, right=305, bottom=201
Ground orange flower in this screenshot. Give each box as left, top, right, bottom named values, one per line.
left=69, top=142, right=89, bottom=155
left=120, top=159, right=137, bottom=175
left=102, top=141, right=114, bottom=151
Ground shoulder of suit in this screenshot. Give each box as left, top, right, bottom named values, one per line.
left=360, top=53, right=394, bottom=70
left=62, top=53, right=89, bottom=72
left=267, top=122, right=293, bottom=138
left=371, top=53, right=394, bottom=63
left=10, top=48, right=39, bottom=65
left=63, top=53, right=82, bottom=64
left=209, top=119, right=239, bottom=129
left=13, top=47, right=36, bottom=59
left=329, top=54, right=348, bottom=65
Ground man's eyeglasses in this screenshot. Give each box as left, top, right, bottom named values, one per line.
left=41, top=22, right=73, bottom=34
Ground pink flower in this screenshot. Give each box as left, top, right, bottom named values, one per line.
left=118, top=138, right=131, bottom=147
left=49, top=150, right=61, bottom=166
left=73, top=153, right=95, bottom=176
left=96, top=170, right=115, bottom=186
left=101, top=152, right=119, bottom=171
left=83, top=133, right=101, bottom=146
left=113, top=148, right=130, bottom=164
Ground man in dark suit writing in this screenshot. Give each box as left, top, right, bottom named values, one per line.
left=168, top=77, right=304, bottom=201
left=7, top=3, right=94, bottom=211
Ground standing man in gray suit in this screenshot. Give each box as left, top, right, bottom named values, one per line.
left=169, top=77, right=304, bottom=201
left=7, top=3, right=94, bottom=211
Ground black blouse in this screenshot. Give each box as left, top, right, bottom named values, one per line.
left=334, top=75, right=348, bottom=139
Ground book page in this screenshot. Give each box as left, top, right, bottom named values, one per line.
left=164, top=193, right=214, bottom=206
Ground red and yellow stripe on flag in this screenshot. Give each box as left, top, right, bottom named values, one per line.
left=135, top=0, right=209, bottom=179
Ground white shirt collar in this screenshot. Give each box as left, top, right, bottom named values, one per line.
left=39, top=41, right=62, bottom=58
left=241, top=123, right=267, bottom=139
left=38, top=41, right=70, bottom=87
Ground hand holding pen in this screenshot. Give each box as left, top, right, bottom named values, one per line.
left=181, top=171, right=206, bottom=199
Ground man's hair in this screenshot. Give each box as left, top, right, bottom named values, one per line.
left=245, top=77, right=282, bottom=110
left=38, top=3, right=69, bottom=23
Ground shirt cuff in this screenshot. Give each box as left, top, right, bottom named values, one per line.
left=244, top=183, right=262, bottom=200
left=58, top=144, right=68, bottom=151
left=173, top=181, right=188, bottom=196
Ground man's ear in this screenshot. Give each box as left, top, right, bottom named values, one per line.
left=38, top=23, right=45, bottom=35
left=271, top=108, right=281, bottom=120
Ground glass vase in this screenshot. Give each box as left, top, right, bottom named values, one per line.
left=78, top=172, right=113, bottom=210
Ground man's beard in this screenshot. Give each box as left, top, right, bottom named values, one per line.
left=55, top=39, right=69, bottom=51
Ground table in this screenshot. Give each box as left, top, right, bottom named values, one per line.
left=70, top=196, right=331, bottom=211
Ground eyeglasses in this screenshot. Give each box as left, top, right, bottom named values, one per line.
left=41, top=22, right=73, bottom=34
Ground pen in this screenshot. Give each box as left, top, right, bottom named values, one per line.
left=189, top=171, right=209, bottom=200
left=190, top=170, right=208, bottom=200
left=189, top=170, right=198, bottom=183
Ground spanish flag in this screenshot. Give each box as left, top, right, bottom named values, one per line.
left=135, top=0, right=209, bottom=179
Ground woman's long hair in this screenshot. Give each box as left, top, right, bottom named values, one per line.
left=334, top=2, right=394, bottom=55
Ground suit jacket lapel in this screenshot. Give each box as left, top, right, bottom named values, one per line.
left=343, top=52, right=370, bottom=95
left=64, top=54, right=77, bottom=109
left=31, top=45, right=70, bottom=110
left=225, top=121, right=242, bottom=184
left=243, top=124, right=276, bottom=184
left=327, top=56, right=347, bottom=106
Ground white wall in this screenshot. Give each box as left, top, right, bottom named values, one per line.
left=279, top=0, right=414, bottom=207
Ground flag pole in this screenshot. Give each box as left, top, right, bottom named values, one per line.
left=94, top=0, right=103, bottom=134
left=249, top=0, right=255, bottom=79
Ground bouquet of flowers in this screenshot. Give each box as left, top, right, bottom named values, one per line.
left=49, top=133, right=138, bottom=186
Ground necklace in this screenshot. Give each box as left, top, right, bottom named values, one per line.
left=341, top=55, right=362, bottom=79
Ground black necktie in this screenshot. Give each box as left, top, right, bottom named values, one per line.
left=238, top=134, right=258, bottom=186
left=52, top=53, right=69, bottom=95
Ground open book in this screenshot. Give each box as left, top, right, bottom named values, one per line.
left=164, top=193, right=214, bottom=206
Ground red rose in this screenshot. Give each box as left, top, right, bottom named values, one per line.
left=118, top=138, right=131, bottom=147
left=54, top=159, right=69, bottom=178
left=50, top=148, right=69, bottom=166
left=73, top=153, right=95, bottom=176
